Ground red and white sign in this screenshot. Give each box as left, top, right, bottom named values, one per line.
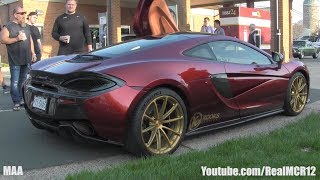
left=220, top=7, right=271, bottom=50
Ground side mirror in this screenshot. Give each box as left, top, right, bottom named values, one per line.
left=272, top=52, right=284, bottom=65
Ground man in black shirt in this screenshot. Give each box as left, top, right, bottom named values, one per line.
left=27, top=12, right=42, bottom=63
left=52, top=0, right=92, bottom=55
left=248, top=24, right=260, bottom=48
left=0, top=6, right=36, bottom=110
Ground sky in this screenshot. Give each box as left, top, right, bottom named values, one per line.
left=291, top=0, right=304, bottom=23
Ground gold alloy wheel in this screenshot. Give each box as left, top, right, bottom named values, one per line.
left=141, top=95, right=184, bottom=154
left=290, top=75, right=308, bottom=113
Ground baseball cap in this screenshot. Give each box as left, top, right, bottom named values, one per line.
left=27, top=12, right=38, bottom=20
left=28, top=12, right=38, bottom=17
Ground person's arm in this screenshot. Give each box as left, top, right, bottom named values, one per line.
left=30, top=35, right=36, bottom=62
left=51, top=17, right=67, bottom=43
left=82, top=16, right=92, bottom=51
left=37, top=39, right=42, bottom=54
left=51, top=18, right=60, bottom=41
left=200, top=26, right=205, bottom=33
left=35, top=27, right=43, bottom=54
left=0, top=26, right=24, bottom=44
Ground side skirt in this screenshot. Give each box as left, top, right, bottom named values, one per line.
left=186, top=109, right=284, bottom=136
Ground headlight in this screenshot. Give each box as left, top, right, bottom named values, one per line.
left=61, top=76, right=116, bottom=92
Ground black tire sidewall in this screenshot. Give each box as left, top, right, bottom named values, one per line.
left=125, top=88, right=187, bottom=156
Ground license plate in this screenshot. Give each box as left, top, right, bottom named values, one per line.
left=32, top=96, right=47, bottom=111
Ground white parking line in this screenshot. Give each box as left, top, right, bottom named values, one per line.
left=0, top=108, right=24, bottom=113
left=0, top=109, right=14, bottom=113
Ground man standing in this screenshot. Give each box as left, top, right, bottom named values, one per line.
left=0, top=25, right=10, bottom=94
left=27, top=12, right=42, bottom=63
left=214, top=20, right=225, bottom=36
left=52, top=0, right=92, bottom=55
left=0, top=6, right=36, bottom=110
left=200, top=17, right=214, bottom=33
left=248, top=24, right=260, bottom=48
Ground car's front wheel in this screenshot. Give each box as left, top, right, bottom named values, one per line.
left=312, top=52, right=318, bottom=59
left=299, top=52, right=304, bottom=59
left=125, top=88, right=187, bottom=156
left=283, top=72, right=308, bottom=116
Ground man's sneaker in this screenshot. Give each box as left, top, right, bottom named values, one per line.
left=20, top=100, right=25, bottom=106
left=2, top=85, right=9, bottom=94
left=13, top=104, right=21, bottom=111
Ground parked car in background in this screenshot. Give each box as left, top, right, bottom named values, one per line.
left=299, top=35, right=318, bottom=42
left=312, top=38, right=320, bottom=50
left=121, top=34, right=137, bottom=41
left=292, top=40, right=319, bottom=59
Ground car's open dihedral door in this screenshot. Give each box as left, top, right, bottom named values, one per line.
left=133, top=0, right=179, bottom=37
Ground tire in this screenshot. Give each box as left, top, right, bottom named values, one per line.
left=299, top=52, right=304, bottom=59
left=283, top=72, right=308, bottom=116
left=312, top=52, right=318, bottom=59
left=125, top=88, right=187, bottom=156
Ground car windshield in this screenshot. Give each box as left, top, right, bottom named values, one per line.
left=89, top=34, right=189, bottom=58
left=293, top=41, right=306, bottom=47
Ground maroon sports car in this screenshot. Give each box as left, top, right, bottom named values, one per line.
left=23, top=0, right=309, bottom=156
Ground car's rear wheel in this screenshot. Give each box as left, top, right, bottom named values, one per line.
left=283, top=72, right=308, bottom=116
left=125, top=88, right=187, bottom=156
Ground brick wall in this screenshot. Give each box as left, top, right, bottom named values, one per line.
left=270, top=0, right=292, bottom=62
left=176, top=0, right=191, bottom=31
left=21, top=0, right=133, bottom=58
left=121, top=7, right=135, bottom=30
left=107, top=0, right=121, bottom=45
left=23, top=1, right=107, bottom=58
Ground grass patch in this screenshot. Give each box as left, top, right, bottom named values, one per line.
left=66, top=113, right=320, bottom=179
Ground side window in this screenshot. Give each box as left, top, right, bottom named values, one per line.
left=208, top=41, right=272, bottom=65
left=184, top=44, right=216, bottom=61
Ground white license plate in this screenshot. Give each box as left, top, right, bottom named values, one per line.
left=32, top=96, right=47, bottom=111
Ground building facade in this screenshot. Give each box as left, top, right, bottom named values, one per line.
left=0, top=0, right=293, bottom=63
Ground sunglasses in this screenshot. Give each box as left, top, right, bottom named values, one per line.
left=16, top=12, right=26, bottom=15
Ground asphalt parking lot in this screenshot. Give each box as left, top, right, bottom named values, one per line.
left=0, top=57, right=319, bottom=179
